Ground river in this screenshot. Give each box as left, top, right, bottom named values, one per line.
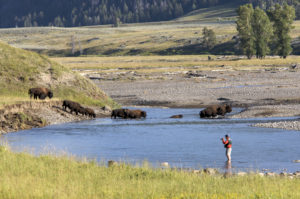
left=2, top=108, right=300, bottom=172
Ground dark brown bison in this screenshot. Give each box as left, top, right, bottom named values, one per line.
left=200, top=105, right=219, bottom=118
left=85, top=108, right=96, bottom=118
left=111, top=109, right=129, bottom=119
left=28, top=87, right=53, bottom=100
left=200, top=104, right=232, bottom=118
left=170, top=114, right=183, bottom=119
left=62, top=100, right=83, bottom=115
left=127, top=110, right=147, bottom=119
left=217, top=104, right=232, bottom=116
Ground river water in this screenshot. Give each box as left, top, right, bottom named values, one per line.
left=2, top=108, right=300, bottom=172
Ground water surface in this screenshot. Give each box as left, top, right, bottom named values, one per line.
left=3, top=108, right=300, bottom=172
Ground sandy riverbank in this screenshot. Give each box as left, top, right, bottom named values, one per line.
left=0, top=100, right=110, bottom=134
left=94, top=68, right=300, bottom=130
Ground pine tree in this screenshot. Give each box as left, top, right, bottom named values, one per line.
left=252, top=7, right=273, bottom=59
left=269, top=3, right=296, bottom=58
left=202, top=27, right=217, bottom=50
left=236, top=4, right=256, bottom=59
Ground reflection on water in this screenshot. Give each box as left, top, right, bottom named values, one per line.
left=2, top=108, right=300, bottom=172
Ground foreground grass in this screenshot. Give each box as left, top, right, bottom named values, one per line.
left=0, top=146, right=299, bottom=199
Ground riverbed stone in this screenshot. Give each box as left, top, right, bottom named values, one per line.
left=160, top=162, right=169, bottom=168
left=108, top=160, right=118, bottom=167
left=266, top=172, right=277, bottom=177
left=203, top=168, right=218, bottom=175
left=236, top=172, right=247, bottom=176
left=258, top=172, right=265, bottom=177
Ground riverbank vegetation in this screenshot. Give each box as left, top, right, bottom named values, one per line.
left=0, top=145, right=299, bottom=199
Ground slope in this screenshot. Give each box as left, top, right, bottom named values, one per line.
left=0, top=41, right=117, bottom=108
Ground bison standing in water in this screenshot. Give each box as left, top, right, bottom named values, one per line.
left=28, top=87, right=53, bottom=100
left=111, top=109, right=147, bottom=119
left=126, top=109, right=147, bottom=119
left=200, top=104, right=232, bottom=118
left=111, top=109, right=129, bottom=119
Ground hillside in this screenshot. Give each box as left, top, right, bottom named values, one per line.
left=0, top=0, right=244, bottom=28
left=0, top=41, right=116, bottom=107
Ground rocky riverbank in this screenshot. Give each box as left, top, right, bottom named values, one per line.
left=0, top=100, right=111, bottom=134
left=94, top=69, right=300, bottom=130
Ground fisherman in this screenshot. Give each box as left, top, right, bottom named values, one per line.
left=221, top=134, right=232, bottom=162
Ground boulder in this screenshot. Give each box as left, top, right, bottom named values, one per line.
left=293, top=160, right=300, bottom=163
left=266, top=172, right=277, bottom=177
left=203, top=168, right=218, bottom=175
left=236, top=172, right=247, bottom=176
left=108, top=160, right=118, bottom=167
left=160, top=162, right=169, bottom=168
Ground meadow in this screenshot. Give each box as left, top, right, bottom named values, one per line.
left=0, top=145, right=299, bottom=199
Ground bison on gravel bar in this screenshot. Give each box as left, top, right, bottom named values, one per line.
left=29, top=87, right=53, bottom=100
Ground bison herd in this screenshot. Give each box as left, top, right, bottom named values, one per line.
left=63, top=100, right=96, bottom=118
left=29, top=87, right=232, bottom=120
left=28, top=87, right=96, bottom=118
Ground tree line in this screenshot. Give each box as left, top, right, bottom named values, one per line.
left=236, top=3, right=295, bottom=59
left=0, top=0, right=243, bottom=28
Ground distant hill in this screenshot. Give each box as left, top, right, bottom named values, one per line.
left=175, top=3, right=238, bottom=22
left=0, top=0, right=245, bottom=28
left=0, top=41, right=117, bottom=107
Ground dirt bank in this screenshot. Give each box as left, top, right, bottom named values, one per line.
left=0, top=100, right=111, bottom=134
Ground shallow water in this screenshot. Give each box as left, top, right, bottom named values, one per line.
left=3, top=108, right=300, bottom=172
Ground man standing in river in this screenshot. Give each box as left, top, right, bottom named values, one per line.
left=221, top=134, right=232, bottom=162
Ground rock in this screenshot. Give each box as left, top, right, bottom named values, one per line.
left=266, top=172, right=277, bottom=177
left=108, top=160, right=118, bottom=167
left=102, top=106, right=112, bottom=112
left=236, top=172, right=247, bottom=176
left=170, top=114, right=183, bottom=119
left=280, top=172, right=288, bottom=177
left=258, top=172, right=265, bottom=177
left=293, top=160, right=300, bottom=163
left=160, top=162, right=169, bottom=168
left=293, top=171, right=300, bottom=177
left=192, top=170, right=201, bottom=174
left=203, top=168, right=218, bottom=175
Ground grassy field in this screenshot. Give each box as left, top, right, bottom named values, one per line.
left=0, top=41, right=117, bottom=108
left=0, top=3, right=299, bottom=57
left=0, top=145, right=299, bottom=199
left=51, top=55, right=300, bottom=74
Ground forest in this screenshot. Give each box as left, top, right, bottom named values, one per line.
left=0, top=0, right=298, bottom=28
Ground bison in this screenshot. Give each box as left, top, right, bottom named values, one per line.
left=85, top=107, right=96, bottom=118
left=127, top=109, right=147, bottom=119
left=28, top=87, right=53, bottom=100
left=200, top=104, right=232, bottom=118
left=111, top=109, right=129, bottom=119
left=217, top=104, right=232, bottom=116
left=62, top=100, right=83, bottom=115
left=170, top=114, right=183, bottom=119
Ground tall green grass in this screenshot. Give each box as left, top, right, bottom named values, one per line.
left=0, top=145, right=299, bottom=199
